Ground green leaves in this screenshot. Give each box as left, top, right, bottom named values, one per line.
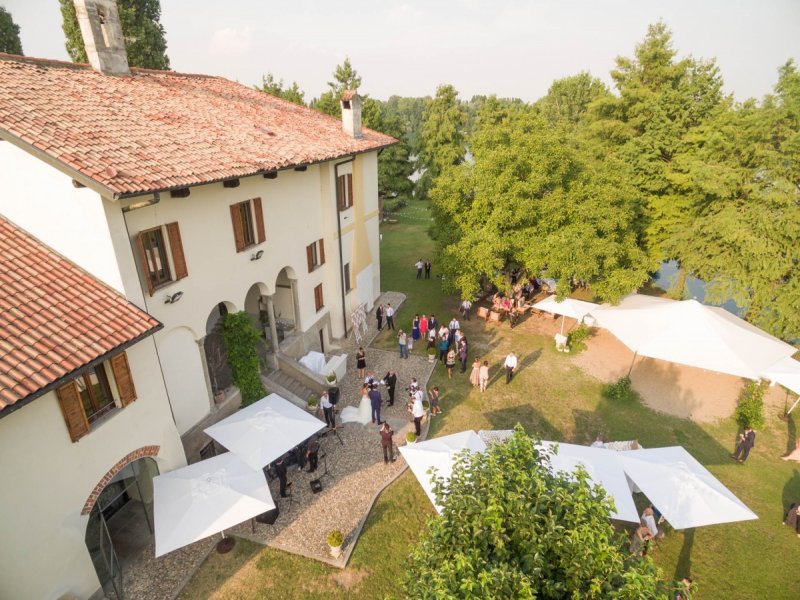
left=0, top=6, right=22, bottom=55
left=221, top=312, right=266, bottom=406
left=404, top=428, right=665, bottom=598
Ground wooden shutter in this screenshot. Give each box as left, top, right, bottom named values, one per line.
left=110, top=352, right=137, bottom=407
left=346, top=174, right=354, bottom=207
left=134, top=233, right=155, bottom=296
left=253, top=197, right=265, bottom=244
left=230, top=203, right=245, bottom=252
left=57, top=380, right=90, bottom=443
left=306, top=244, right=314, bottom=273
left=319, top=238, right=325, bottom=265
left=314, top=283, right=324, bottom=311
left=166, top=222, right=188, bottom=280
left=336, top=176, right=345, bottom=210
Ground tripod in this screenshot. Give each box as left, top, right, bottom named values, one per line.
left=320, top=452, right=332, bottom=480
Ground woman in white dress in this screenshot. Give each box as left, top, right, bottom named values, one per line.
left=340, top=384, right=373, bottom=425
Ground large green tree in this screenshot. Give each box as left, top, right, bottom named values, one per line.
left=666, top=61, right=800, bottom=341
left=430, top=103, right=649, bottom=300
left=60, top=0, right=170, bottom=70
left=362, top=98, right=414, bottom=203
left=255, top=73, right=306, bottom=105
left=537, top=72, right=609, bottom=127
left=405, top=428, right=665, bottom=598
left=311, top=56, right=362, bottom=117
left=0, top=5, right=22, bottom=55
left=416, top=84, right=467, bottom=200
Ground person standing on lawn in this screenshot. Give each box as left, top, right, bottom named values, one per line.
left=479, top=360, right=490, bottom=391
left=412, top=314, right=421, bottom=343
left=386, top=303, right=395, bottom=330
left=469, top=358, right=481, bottom=387
left=424, top=259, right=432, bottom=279
left=415, top=259, right=424, bottom=279
left=732, top=426, right=756, bottom=463
left=446, top=347, right=456, bottom=379
left=428, top=386, right=442, bottom=415
left=459, top=338, right=468, bottom=374
left=504, top=351, right=517, bottom=384
left=460, top=298, right=472, bottom=320
left=420, top=313, right=429, bottom=340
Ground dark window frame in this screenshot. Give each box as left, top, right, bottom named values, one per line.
left=237, top=201, right=256, bottom=248
left=344, top=263, right=352, bottom=293
left=140, top=227, right=172, bottom=288
left=314, top=283, right=324, bottom=312
left=77, top=364, right=116, bottom=424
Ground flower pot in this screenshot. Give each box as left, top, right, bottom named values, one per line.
left=329, top=544, right=343, bottom=558
left=427, top=353, right=436, bottom=363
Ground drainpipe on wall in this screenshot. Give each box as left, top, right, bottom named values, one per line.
left=333, top=157, right=355, bottom=338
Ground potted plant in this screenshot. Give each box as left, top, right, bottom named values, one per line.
left=327, top=530, right=344, bottom=558
left=307, top=394, right=319, bottom=412
left=325, top=372, right=337, bottom=386
left=426, top=347, right=437, bottom=363
left=406, top=431, right=417, bottom=444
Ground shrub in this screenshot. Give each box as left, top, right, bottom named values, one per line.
left=327, top=530, right=344, bottom=547
left=734, top=381, right=767, bottom=429
left=601, top=376, right=636, bottom=402
left=406, top=431, right=417, bottom=443
left=222, top=312, right=266, bottom=406
left=567, top=324, right=592, bottom=354
left=427, top=347, right=437, bottom=356
left=307, top=394, right=319, bottom=408
left=325, top=372, right=337, bottom=384
left=422, top=400, right=430, bottom=411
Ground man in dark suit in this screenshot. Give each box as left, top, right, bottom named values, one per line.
left=275, top=455, right=292, bottom=497
left=369, top=384, right=383, bottom=424
left=383, top=369, right=397, bottom=406
left=732, top=426, right=756, bottom=463
left=305, top=438, right=320, bottom=473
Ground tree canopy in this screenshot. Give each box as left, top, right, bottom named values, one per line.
left=404, top=428, right=665, bottom=599
left=255, top=73, right=306, bottom=106
left=0, top=5, right=22, bottom=55
left=60, top=0, right=170, bottom=70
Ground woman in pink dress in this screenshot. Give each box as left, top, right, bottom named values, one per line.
left=420, top=314, right=429, bottom=339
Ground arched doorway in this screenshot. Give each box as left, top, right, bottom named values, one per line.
left=203, top=301, right=236, bottom=399
left=274, top=266, right=299, bottom=343
left=84, top=457, right=159, bottom=600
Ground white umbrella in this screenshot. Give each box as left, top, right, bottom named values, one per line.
left=153, top=452, right=275, bottom=557
left=617, top=446, right=758, bottom=529
left=204, top=393, right=326, bottom=470
left=761, top=356, right=800, bottom=414
left=399, top=430, right=487, bottom=513
left=539, top=441, right=639, bottom=523
left=532, top=296, right=599, bottom=334
left=589, top=295, right=796, bottom=379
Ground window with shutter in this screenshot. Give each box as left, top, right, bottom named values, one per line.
left=306, top=239, right=326, bottom=272
left=314, top=283, right=324, bottom=312
left=54, top=351, right=138, bottom=442
left=135, top=223, right=188, bottom=295
left=57, top=380, right=90, bottom=442
left=230, top=199, right=264, bottom=252
left=337, top=174, right=353, bottom=210
left=111, top=352, right=137, bottom=406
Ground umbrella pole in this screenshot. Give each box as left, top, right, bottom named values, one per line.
left=560, top=315, right=565, bottom=335
left=216, top=530, right=236, bottom=554
left=627, top=351, right=639, bottom=378
left=787, top=393, right=800, bottom=416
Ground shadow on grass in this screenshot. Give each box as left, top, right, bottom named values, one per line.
left=485, top=405, right=562, bottom=440
left=673, top=527, right=695, bottom=581
left=782, top=468, right=800, bottom=513
left=787, top=412, right=797, bottom=455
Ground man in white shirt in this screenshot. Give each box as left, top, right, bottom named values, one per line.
left=411, top=392, right=425, bottom=437
left=415, top=259, right=424, bottom=279
left=504, top=351, right=518, bottom=384
left=321, top=389, right=335, bottom=429
left=448, top=317, right=460, bottom=331
left=385, top=303, right=395, bottom=330
left=460, top=298, right=472, bottom=320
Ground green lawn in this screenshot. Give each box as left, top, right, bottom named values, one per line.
left=179, top=202, right=800, bottom=599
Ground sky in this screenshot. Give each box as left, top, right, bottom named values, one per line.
left=4, top=0, right=800, bottom=103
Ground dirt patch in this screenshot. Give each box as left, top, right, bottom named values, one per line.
left=331, top=567, right=369, bottom=590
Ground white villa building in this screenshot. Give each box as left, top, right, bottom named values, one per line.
left=0, top=0, right=392, bottom=597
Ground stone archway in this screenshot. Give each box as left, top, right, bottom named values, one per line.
left=273, top=266, right=300, bottom=343
left=83, top=452, right=161, bottom=600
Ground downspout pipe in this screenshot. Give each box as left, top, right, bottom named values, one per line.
left=333, top=157, right=355, bottom=338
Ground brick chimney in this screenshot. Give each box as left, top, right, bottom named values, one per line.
left=340, top=90, right=362, bottom=140
left=73, top=0, right=130, bottom=75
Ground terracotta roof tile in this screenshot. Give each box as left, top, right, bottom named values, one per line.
left=0, top=54, right=395, bottom=197
left=0, top=217, right=162, bottom=411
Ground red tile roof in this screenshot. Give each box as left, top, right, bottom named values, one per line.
left=0, top=54, right=396, bottom=198
left=0, top=216, right=162, bottom=412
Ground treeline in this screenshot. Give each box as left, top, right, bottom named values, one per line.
left=419, top=23, right=799, bottom=344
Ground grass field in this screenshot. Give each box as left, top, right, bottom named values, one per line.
left=180, top=202, right=800, bottom=599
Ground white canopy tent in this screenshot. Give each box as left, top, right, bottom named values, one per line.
left=617, top=446, right=758, bottom=529
left=540, top=441, right=639, bottom=523
left=761, top=356, right=800, bottom=414
left=153, top=452, right=275, bottom=557
left=204, top=393, right=326, bottom=470
left=532, top=296, right=599, bottom=334
left=399, top=430, right=486, bottom=513
left=590, top=295, right=796, bottom=380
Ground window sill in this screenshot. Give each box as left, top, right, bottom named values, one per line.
left=88, top=405, right=122, bottom=434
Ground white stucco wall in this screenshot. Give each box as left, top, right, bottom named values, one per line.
left=0, top=141, right=124, bottom=293
left=0, top=339, right=185, bottom=600
left=156, top=327, right=210, bottom=434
